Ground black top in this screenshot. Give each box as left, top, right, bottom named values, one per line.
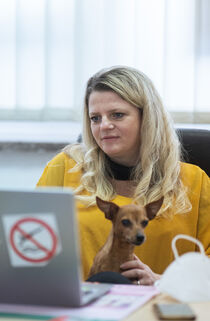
left=106, top=157, right=135, bottom=180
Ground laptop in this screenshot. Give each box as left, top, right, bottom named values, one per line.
left=0, top=187, right=111, bottom=307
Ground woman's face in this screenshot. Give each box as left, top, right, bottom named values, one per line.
left=88, top=90, right=142, bottom=166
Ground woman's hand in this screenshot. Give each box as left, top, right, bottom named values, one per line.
left=120, top=254, right=161, bottom=285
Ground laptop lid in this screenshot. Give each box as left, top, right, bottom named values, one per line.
left=0, top=188, right=110, bottom=307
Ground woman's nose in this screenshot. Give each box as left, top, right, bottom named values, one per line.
left=100, top=117, right=114, bottom=129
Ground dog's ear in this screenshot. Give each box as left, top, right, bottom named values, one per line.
left=145, top=197, right=164, bottom=220
left=96, top=196, right=119, bottom=221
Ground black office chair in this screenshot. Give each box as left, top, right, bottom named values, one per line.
left=176, top=128, right=210, bottom=177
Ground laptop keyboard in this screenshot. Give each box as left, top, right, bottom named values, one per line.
left=82, top=285, right=97, bottom=296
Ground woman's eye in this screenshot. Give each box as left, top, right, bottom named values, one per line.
left=112, top=112, right=124, bottom=119
left=121, top=219, right=132, bottom=227
left=90, top=115, right=100, bottom=123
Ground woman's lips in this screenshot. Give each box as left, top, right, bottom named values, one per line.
left=101, top=136, right=119, bottom=141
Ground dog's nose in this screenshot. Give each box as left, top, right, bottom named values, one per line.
left=135, top=233, right=145, bottom=245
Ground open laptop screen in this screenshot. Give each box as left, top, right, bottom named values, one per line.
left=0, top=188, right=111, bottom=307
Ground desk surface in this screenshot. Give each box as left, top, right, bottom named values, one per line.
left=127, top=293, right=210, bottom=321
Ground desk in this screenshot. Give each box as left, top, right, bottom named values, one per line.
left=0, top=295, right=209, bottom=321
left=127, top=293, right=210, bottom=321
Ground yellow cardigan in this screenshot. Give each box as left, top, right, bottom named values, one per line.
left=37, top=152, right=210, bottom=280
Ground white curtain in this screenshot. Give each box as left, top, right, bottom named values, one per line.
left=0, top=0, right=209, bottom=122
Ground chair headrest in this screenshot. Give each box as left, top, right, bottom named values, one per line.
left=176, top=128, right=210, bottom=177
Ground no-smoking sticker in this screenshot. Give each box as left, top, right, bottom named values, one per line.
left=2, top=213, right=62, bottom=267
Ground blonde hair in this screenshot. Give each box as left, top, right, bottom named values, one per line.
left=64, top=66, right=191, bottom=217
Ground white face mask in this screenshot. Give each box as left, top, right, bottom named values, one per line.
left=156, top=234, right=210, bottom=302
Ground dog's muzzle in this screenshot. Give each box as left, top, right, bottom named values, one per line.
left=134, top=233, right=145, bottom=245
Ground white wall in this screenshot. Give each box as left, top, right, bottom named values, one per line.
left=0, top=121, right=82, bottom=189
left=0, top=149, right=57, bottom=189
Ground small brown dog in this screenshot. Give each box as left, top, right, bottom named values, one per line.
left=89, top=196, right=164, bottom=277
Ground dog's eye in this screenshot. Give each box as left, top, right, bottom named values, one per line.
left=141, top=220, right=148, bottom=228
left=121, top=219, right=132, bottom=227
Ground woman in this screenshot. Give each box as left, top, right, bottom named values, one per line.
left=37, top=66, right=210, bottom=285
